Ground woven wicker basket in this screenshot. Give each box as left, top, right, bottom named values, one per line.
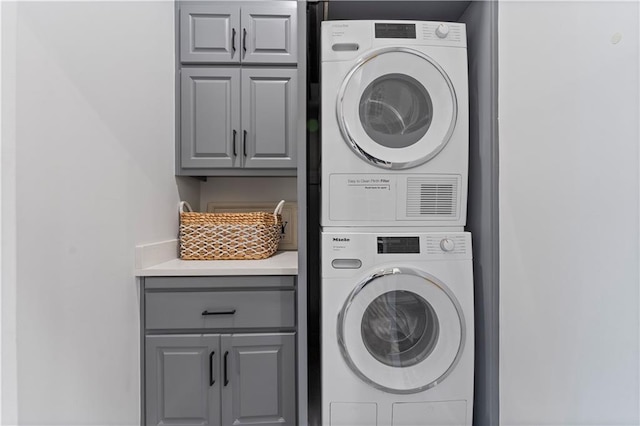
left=179, top=200, right=284, bottom=260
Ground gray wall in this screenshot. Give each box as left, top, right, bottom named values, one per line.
left=460, top=2, right=500, bottom=425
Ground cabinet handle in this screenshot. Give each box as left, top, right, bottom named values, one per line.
left=243, top=130, right=247, bottom=157
left=242, top=28, right=247, bottom=55
left=223, top=351, right=229, bottom=386
left=231, top=28, right=236, bottom=55
left=202, top=309, right=236, bottom=316
left=233, top=130, right=237, bottom=157
left=209, top=351, right=215, bottom=386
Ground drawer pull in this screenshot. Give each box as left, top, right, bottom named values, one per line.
left=201, top=309, right=236, bottom=316
left=209, top=351, right=215, bottom=386
left=224, top=351, right=229, bottom=386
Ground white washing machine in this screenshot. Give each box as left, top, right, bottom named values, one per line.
left=321, top=20, right=469, bottom=228
left=321, top=230, right=474, bottom=426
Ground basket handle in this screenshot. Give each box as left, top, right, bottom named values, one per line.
left=273, top=200, right=285, bottom=219
left=179, top=201, right=194, bottom=214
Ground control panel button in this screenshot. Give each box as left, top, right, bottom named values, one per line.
left=435, top=23, right=450, bottom=39
left=440, top=238, right=455, bottom=252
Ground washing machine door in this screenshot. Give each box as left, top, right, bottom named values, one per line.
left=338, top=267, right=465, bottom=394
left=337, top=47, right=457, bottom=170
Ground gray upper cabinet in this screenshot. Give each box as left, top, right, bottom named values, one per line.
left=221, top=333, right=296, bottom=426
left=242, top=68, right=297, bottom=168
left=241, top=4, right=297, bottom=64
left=180, top=3, right=297, bottom=65
left=177, top=2, right=299, bottom=175
left=181, top=68, right=296, bottom=170
left=146, top=335, right=221, bottom=426
left=181, top=68, right=241, bottom=169
left=180, top=5, right=240, bottom=64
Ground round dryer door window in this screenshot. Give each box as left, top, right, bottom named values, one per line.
left=337, top=47, right=458, bottom=170
left=338, top=267, right=465, bottom=394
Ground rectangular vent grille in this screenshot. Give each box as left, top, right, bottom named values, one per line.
left=407, top=177, right=458, bottom=218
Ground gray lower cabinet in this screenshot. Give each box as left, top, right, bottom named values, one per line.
left=222, top=333, right=296, bottom=426
left=142, top=277, right=297, bottom=426
left=180, top=67, right=297, bottom=171
left=146, top=333, right=295, bottom=426
left=146, top=335, right=221, bottom=426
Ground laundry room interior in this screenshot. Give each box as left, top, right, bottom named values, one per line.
left=1, top=1, right=638, bottom=426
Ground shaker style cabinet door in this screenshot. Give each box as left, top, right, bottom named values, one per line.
left=241, top=68, right=297, bottom=169
left=145, top=335, right=221, bottom=426
left=180, top=5, right=240, bottom=64
left=181, top=68, right=241, bottom=169
left=240, top=4, right=298, bottom=64
left=221, top=333, right=296, bottom=426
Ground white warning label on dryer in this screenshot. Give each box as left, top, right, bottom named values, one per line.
left=329, top=174, right=396, bottom=221
left=347, top=177, right=391, bottom=191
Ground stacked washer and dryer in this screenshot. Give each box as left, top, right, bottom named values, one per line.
left=320, top=20, right=474, bottom=426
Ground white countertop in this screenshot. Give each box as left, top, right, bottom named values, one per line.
left=135, top=250, right=298, bottom=277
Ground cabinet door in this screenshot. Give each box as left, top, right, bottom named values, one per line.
left=241, top=68, right=297, bottom=169
left=240, top=4, right=297, bottom=64
left=146, top=335, right=221, bottom=426
left=221, top=333, right=296, bottom=426
left=180, top=5, right=240, bottom=64
left=181, top=68, right=241, bottom=169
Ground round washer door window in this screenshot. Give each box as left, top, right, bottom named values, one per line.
left=338, top=267, right=465, bottom=394
left=337, top=47, right=457, bottom=170
left=361, top=290, right=439, bottom=368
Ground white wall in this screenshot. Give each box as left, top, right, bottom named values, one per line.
left=500, top=2, right=639, bottom=425
left=3, top=2, right=198, bottom=424
left=1, top=1, right=19, bottom=423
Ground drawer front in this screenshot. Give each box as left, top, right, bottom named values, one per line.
left=146, top=290, right=295, bottom=330
left=144, top=276, right=295, bottom=290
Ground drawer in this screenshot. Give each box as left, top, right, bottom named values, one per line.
left=145, top=290, right=295, bottom=330
left=144, top=276, right=295, bottom=290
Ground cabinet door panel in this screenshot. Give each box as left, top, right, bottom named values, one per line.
left=241, top=4, right=297, bottom=64
left=180, top=5, right=240, bottom=63
left=146, top=335, right=221, bottom=426
left=221, top=333, right=296, bottom=426
left=181, top=68, right=240, bottom=169
left=242, top=69, right=297, bottom=169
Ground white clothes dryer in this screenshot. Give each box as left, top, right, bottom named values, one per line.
left=321, top=230, right=474, bottom=426
left=321, top=20, right=469, bottom=228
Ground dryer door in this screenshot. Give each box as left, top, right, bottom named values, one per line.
left=337, top=47, right=457, bottom=170
left=338, top=267, right=465, bottom=394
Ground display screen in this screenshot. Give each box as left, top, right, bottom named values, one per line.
left=377, top=237, right=420, bottom=254
left=375, top=23, right=416, bottom=39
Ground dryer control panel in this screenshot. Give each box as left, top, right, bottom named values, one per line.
left=322, top=20, right=467, bottom=63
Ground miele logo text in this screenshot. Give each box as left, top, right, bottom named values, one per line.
left=333, top=238, right=350, bottom=242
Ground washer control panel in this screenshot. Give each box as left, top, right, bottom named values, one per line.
left=322, top=231, right=472, bottom=276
